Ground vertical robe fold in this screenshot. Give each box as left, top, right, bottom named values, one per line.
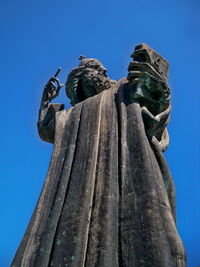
left=12, top=80, right=186, bottom=267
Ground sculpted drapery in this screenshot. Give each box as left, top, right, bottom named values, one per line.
left=12, top=44, right=186, bottom=267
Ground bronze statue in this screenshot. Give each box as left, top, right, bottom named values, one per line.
left=12, top=44, right=186, bottom=267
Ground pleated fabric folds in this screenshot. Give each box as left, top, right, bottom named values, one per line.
left=12, top=81, right=186, bottom=267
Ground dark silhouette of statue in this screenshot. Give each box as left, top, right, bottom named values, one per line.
left=12, top=44, right=186, bottom=267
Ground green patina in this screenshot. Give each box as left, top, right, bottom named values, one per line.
left=73, top=235, right=78, bottom=243
left=56, top=239, right=62, bottom=246
left=40, top=247, right=45, bottom=254
left=62, top=230, right=67, bottom=236
left=131, top=78, right=168, bottom=116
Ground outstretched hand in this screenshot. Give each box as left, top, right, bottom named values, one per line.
left=42, top=68, right=64, bottom=103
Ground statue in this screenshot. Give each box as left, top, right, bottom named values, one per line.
left=12, top=44, right=186, bottom=267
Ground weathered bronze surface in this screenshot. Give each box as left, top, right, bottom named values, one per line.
left=12, top=44, right=187, bottom=267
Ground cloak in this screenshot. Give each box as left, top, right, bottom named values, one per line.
left=12, top=80, right=186, bottom=267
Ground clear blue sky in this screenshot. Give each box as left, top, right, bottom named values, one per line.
left=0, top=0, right=199, bottom=266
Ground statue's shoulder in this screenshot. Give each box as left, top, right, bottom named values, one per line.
left=56, top=106, right=73, bottom=121
left=117, top=77, right=128, bottom=85
left=114, top=78, right=129, bottom=91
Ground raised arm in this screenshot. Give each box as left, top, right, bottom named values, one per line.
left=37, top=69, right=64, bottom=143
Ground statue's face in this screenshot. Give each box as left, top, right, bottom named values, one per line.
left=81, top=60, right=108, bottom=76
left=66, top=59, right=112, bottom=105
left=77, top=60, right=111, bottom=102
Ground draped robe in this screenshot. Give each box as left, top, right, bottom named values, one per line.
left=12, top=79, right=186, bottom=267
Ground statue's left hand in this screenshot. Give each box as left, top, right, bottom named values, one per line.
left=141, top=105, right=171, bottom=151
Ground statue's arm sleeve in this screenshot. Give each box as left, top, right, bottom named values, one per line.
left=37, top=102, right=65, bottom=143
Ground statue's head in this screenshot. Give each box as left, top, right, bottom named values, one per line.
left=66, top=58, right=113, bottom=105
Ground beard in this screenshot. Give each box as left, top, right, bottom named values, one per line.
left=81, top=70, right=112, bottom=94
left=65, top=66, right=113, bottom=105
